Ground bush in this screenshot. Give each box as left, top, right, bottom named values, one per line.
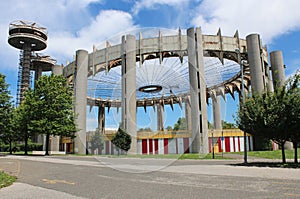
left=0, top=142, right=43, bottom=152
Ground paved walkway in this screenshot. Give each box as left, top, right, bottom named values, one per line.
left=1, top=155, right=299, bottom=198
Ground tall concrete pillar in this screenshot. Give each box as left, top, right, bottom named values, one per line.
left=212, top=95, right=222, bottom=130
left=270, top=51, right=285, bottom=88
left=246, top=34, right=265, bottom=93
left=270, top=51, right=292, bottom=150
left=49, top=64, right=64, bottom=151
left=196, top=27, right=209, bottom=154
left=52, top=64, right=63, bottom=76
left=185, top=102, right=192, bottom=132
left=157, top=104, right=164, bottom=131
left=98, top=105, right=105, bottom=134
left=187, top=27, right=208, bottom=153
left=34, top=67, right=42, bottom=81
left=74, top=50, right=88, bottom=154
left=121, top=35, right=137, bottom=154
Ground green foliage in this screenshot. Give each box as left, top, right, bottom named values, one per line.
left=111, top=127, right=131, bottom=153
left=0, top=142, right=43, bottom=152
left=0, top=73, right=16, bottom=154
left=16, top=74, right=77, bottom=155
left=222, top=120, right=237, bottom=129
left=173, top=117, right=187, bottom=131
left=165, top=126, right=173, bottom=131
left=236, top=71, right=300, bottom=163
left=137, top=127, right=152, bottom=132
left=0, top=171, right=16, bottom=189
left=91, top=128, right=104, bottom=154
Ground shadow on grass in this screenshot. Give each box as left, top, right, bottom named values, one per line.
left=231, top=162, right=300, bottom=169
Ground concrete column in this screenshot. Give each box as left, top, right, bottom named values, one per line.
left=212, top=95, right=222, bottom=130
left=270, top=51, right=292, bottom=150
left=20, top=43, right=31, bottom=103
left=34, top=67, right=42, bottom=81
left=185, top=102, right=192, bottom=131
left=52, top=64, right=63, bottom=76
left=50, top=64, right=64, bottom=152
left=121, top=35, right=137, bottom=154
left=74, top=50, right=88, bottom=154
left=98, top=105, right=105, bottom=134
left=157, top=104, right=164, bottom=131
left=196, top=27, right=209, bottom=154
left=186, top=27, right=210, bottom=154
left=246, top=34, right=265, bottom=93
left=187, top=27, right=201, bottom=153
left=270, top=51, right=285, bottom=88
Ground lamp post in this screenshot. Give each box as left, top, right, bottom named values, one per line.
left=236, top=49, right=247, bottom=164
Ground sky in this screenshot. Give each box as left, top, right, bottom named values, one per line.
left=1, top=0, right=300, bottom=131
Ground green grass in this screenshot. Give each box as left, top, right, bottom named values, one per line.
left=233, top=149, right=300, bottom=159
left=0, top=171, right=16, bottom=189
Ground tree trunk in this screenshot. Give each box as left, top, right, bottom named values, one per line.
left=45, top=133, right=50, bottom=156
left=98, top=147, right=102, bottom=155
left=281, top=142, right=286, bottom=164
left=293, top=141, right=298, bottom=164
left=24, top=134, right=28, bottom=155
left=9, top=140, right=12, bottom=155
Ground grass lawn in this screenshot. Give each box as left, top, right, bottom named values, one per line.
left=233, top=149, right=300, bottom=159
left=0, top=171, right=16, bottom=189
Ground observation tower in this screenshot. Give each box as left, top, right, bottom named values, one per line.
left=8, top=20, right=48, bottom=105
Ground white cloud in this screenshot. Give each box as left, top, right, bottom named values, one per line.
left=48, top=9, right=138, bottom=64
left=0, top=1, right=137, bottom=71
left=131, top=0, right=188, bottom=15
left=191, top=0, right=300, bottom=43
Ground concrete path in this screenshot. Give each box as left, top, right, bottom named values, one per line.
left=1, top=155, right=300, bottom=198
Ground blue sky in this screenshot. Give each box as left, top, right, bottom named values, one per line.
left=1, top=0, right=300, bottom=131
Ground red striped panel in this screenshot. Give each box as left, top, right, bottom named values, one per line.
left=183, top=138, right=189, bottom=153
left=164, top=138, right=168, bottom=154
left=149, top=139, right=153, bottom=154
left=154, top=139, right=158, bottom=154
left=233, top=137, right=236, bottom=152
left=225, top=137, right=230, bottom=152
left=142, top=139, right=147, bottom=154
left=218, top=137, right=222, bottom=152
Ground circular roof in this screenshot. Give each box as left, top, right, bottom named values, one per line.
left=87, top=56, right=240, bottom=100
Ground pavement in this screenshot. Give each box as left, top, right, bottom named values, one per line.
left=0, top=155, right=300, bottom=198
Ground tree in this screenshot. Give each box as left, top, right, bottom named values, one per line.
left=236, top=71, right=300, bottom=163
left=165, top=126, right=173, bottom=131
left=91, top=128, right=104, bottom=155
left=27, top=74, right=77, bottom=155
left=222, top=121, right=237, bottom=129
left=137, top=127, right=152, bottom=132
left=14, top=94, right=34, bottom=155
left=0, top=73, right=15, bottom=154
left=173, top=118, right=187, bottom=131
left=111, top=127, right=131, bottom=155
left=284, top=72, right=300, bottom=163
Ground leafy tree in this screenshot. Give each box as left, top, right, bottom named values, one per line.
left=111, top=127, right=131, bottom=155
left=285, top=72, right=300, bottom=163
left=222, top=120, right=237, bottom=129
left=0, top=73, right=15, bottom=154
left=173, top=117, right=187, bottom=131
left=27, top=74, right=77, bottom=155
left=165, top=126, right=173, bottom=131
left=137, top=127, right=152, bottom=132
left=236, top=71, right=300, bottom=163
left=91, top=128, right=104, bottom=155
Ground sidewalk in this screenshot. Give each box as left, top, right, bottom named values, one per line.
left=1, top=155, right=300, bottom=198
